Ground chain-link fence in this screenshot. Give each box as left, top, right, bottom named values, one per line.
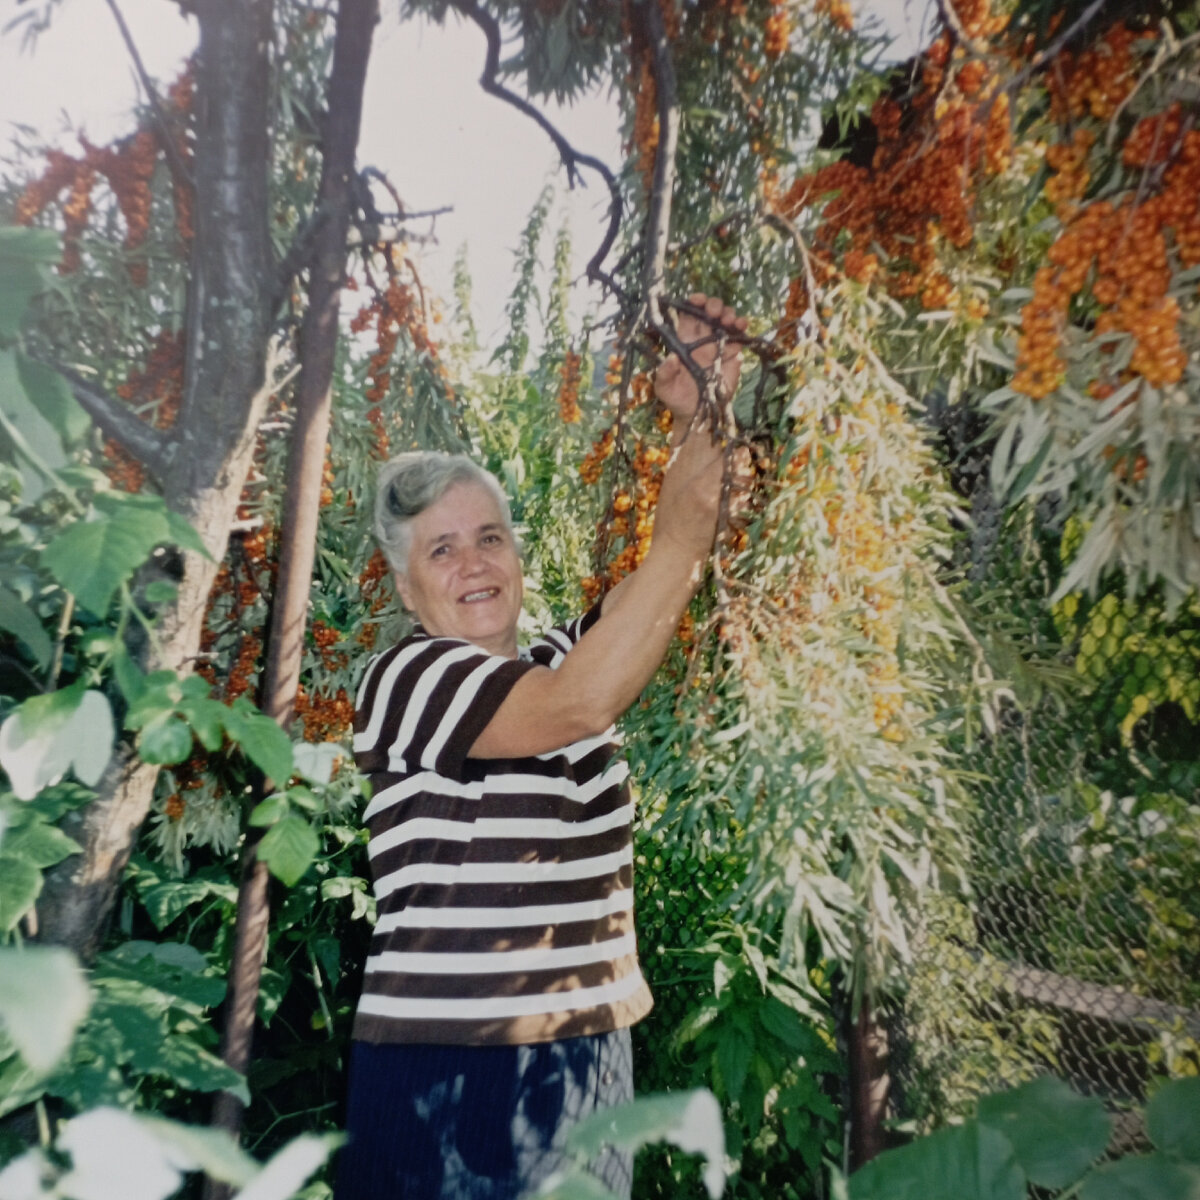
left=893, top=416, right=1200, bottom=1135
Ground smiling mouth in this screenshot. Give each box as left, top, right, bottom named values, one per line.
left=460, top=588, right=500, bottom=604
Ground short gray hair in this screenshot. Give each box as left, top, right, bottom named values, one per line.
left=374, top=451, right=512, bottom=576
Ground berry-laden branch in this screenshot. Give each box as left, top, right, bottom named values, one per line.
left=448, top=0, right=625, bottom=296
left=103, top=0, right=195, bottom=192
left=42, top=361, right=172, bottom=481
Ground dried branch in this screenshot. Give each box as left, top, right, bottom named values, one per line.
left=103, top=0, right=195, bottom=190
left=448, top=0, right=625, bottom=294
left=44, top=362, right=171, bottom=479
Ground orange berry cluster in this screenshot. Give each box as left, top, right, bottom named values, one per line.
left=294, top=685, right=355, bottom=743
left=320, top=443, right=336, bottom=508
left=225, top=633, right=263, bottom=701
left=359, top=548, right=392, bottom=615
left=14, top=62, right=196, bottom=280
left=115, top=330, right=185, bottom=429
left=1048, top=22, right=1142, bottom=125
left=764, top=0, right=791, bottom=56
left=1045, top=128, right=1094, bottom=218
left=556, top=350, right=583, bottom=424
left=814, top=0, right=853, bottom=34
left=580, top=427, right=615, bottom=485
left=311, top=619, right=349, bottom=671
left=1014, top=91, right=1199, bottom=399
left=631, top=56, right=659, bottom=194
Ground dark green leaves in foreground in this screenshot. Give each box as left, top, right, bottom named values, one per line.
left=850, top=1076, right=1200, bottom=1200
left=42, top=491, right=210, bottom=616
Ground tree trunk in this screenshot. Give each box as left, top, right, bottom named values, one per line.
left=37, top=0, right=278, bottom=960
left=848, top=997, right=890, bottom=1170
left=203, top=0, right=379, bottom=1175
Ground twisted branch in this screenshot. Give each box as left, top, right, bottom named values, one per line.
left=449, top=0, right=625, bottom=293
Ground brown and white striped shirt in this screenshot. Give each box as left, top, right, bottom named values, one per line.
left=351, top=607, right=653, bottom=1045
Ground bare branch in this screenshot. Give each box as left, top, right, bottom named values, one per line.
left=103, top=0, right=195, bottom=190
left=41, top=362, right=171, bottom=479
left=448, top=0, right=625, bottom=294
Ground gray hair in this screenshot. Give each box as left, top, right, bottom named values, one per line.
left=373, top=451, right=512, bottom=576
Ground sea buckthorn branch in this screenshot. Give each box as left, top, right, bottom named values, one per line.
left=103, top=0, right=195, bottom=192
left=1104, top=27, right=1200, bottom=149
left=448, top=0, right=625, bottom=298
left=633, top=0, right=680, bottom=316
left=1004, top=0, right=1107, bottom=98
left=45, top=361, right=172, bottom=480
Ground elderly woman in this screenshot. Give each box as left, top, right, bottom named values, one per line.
left=335, top=296, right=747, bottom=1200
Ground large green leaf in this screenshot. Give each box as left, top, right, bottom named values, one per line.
left=40, top=492, right=172, bottom=615
left=0, top=855, right=42, bottom=932
left=1081, top=1155, right=1200, bottom=1200
left=224, top=700, right=294, bottom=784
left=138, top=710, right=195, bottom=764
left=1146, top=1078, right=1200, bottom=1164
left=16, top=352, right=89, bottom=444
left=138, top=875, right=239, bottom=930
left=0, top=346, right=63, bottom=501
left=0, top=946, right=91, bottom=1073
left=257, top=815, right=319, bottom=887
left=849, top=1121, right=1025, bottom=1200
left=0, top=227, right=57, bottom=339
left=0, top=682, right=114, bottom=799
left=568, top=1091, right=727, bottom=1200
left=0, top=818, right=81, bottom=867
left=978, top=1075, right=1111, bottom=1190
left=0, top=583, right=52, bottom=669
left=137, top=1116, right=259, bottom=1188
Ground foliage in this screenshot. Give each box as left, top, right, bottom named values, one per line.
left=846, top=1074, right=1200, bottom=1200
left=0, top=944, right=336, bottom=1200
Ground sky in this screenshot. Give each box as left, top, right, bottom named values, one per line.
left=0, top=0, right=932, bottom=343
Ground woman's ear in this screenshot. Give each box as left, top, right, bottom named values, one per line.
left=392, top=571, right=413, bottom=611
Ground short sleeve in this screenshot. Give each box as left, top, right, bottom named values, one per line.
left=526, top=603, right=603, bottom=667
left=354, top=637, right=537, bottom=782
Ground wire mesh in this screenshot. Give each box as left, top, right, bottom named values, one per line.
left=893, top=410, right=1200, bottom=1128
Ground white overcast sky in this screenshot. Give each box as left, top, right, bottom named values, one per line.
left=0, top=0, right=931, bottom=343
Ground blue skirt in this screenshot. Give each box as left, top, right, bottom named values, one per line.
left=333, top=1029, right=634, bottom=1200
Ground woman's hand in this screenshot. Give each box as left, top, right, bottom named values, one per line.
left=654, top=293, right=748, bottom=435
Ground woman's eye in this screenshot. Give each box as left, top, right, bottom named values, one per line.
left=430, top=544, right=450, bottom=558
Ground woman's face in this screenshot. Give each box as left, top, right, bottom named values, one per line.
left=394, top=481, right=524, bottom=659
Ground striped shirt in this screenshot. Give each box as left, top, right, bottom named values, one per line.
left=351, top=606, right=653, bottom=1045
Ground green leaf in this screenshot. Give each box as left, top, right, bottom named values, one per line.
left=0, top=583, right=52, bottom=669
left=714, top=1022, right=753, bottom=1103
left=179, top=695, right=228, bottom=752
left=144, top=1031, right=248, bottom=1101
left=249, top=793, right=289, bottom=827
left=0, top=347, right=63, bottom=502
left=42, top=507, right=164, bottom=615
left=1146, top=1078, right=1200, bottom=1164
left=0, top=818, right=81, bottom=867
left=979, top=1075, right=1111, bottom=1190
left=16, top=353, right=89, bottom=444
left=164, top=509, right=212, bottom=559
left=0, top=946, right=91, bottom=1073
left=138, top=876, right=238, bottom=930
left=234, top=1132, right=342, bottom=1200
left=138, top=711, right=194, bottom=764
left=849, top=1121, right=1025, bottom=1200
left=568, top=1091, right=726, bottom=1200
left=112, top=646, right=147, bottom=704
left=224, top=701, right=293, bottom=784
left=0, top=227, right=57, bottom=339
left=1080, top=1155, right=1200, bottom=1200
left=137, top=1116, right=259, bottom=1187
left=0, top=683, right=114, bottom=799
left=257, top=815, right=319, bottom=886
